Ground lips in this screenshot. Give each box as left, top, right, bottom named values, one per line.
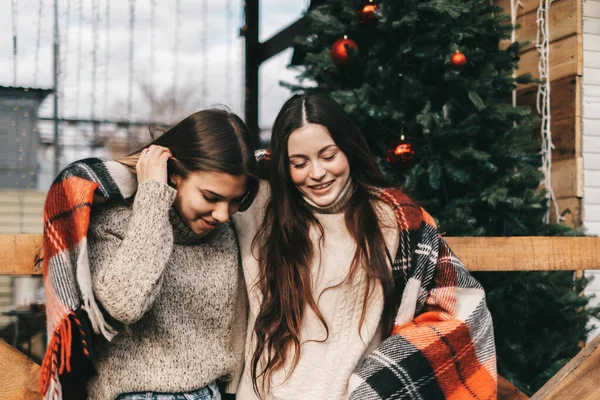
left=199, top=217, right=218, bottom=230
left=309, top=181, right=334, bottom=190
left=307, top=180, right=335, bottom=197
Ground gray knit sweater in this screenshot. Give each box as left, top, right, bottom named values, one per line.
left=86, top=180, right=246, bottom=400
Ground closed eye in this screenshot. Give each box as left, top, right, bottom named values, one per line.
left=323, top=153, right=337, bottom=161
left=291, top=163, right=307, bottom=169
left=231, top=194, right=246, bottom=204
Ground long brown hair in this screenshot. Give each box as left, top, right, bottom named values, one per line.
left=118, top=108, right=258, bottom=210
left=251, top=94, right=398, bottom=396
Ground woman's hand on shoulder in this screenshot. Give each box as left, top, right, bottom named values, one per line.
left=136, top=145, right=172, bottom=185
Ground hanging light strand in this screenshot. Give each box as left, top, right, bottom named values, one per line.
left=171, top=0, right=181, bottom=120
left=102, top=0, right=110, bottom=118
left=149, top=0, right=156, bottom=119
left=127, top=0, right=136, bottom=122
left=11, top=0, right=25, bottom=230
left=536, top=0, right=560, bottom=223
left=75, top=0, right=84, bottom=118
left=126, top=0, right=136, bottom=151
left=61, top=0, right=72, bottom=118
left=90, top=0, right=100, bottom=137
left=12, top=0, right=18, bottom=86
left=226, top=0, right=232, bottom=106
left=202, top=0, right=209, bottom=105
left=33, top=0, right=44, bottom=87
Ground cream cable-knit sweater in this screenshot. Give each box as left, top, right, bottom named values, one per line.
left=86, top=180, right=246, bottom=400
left=232, top=181, right=399, bottom=400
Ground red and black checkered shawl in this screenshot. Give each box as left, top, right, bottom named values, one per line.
left=40, top=158, right=138, bottom=400
left=349, top=188, right=497, bottom=400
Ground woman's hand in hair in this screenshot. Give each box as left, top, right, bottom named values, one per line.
left=136, top=145, right=172, bottom=185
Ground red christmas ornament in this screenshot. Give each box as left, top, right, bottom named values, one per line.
left=330, top=36, right=359, bottom=67
left=358, top=1, right=378, bottom=24
left=386, top=135, right=415, bottom=167
left=450, top=51, right=467, bottom=68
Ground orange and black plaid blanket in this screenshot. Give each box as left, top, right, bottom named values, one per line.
left=349, top=188, right=497, bottom=399
left=40, top=158, right=137, bottom=399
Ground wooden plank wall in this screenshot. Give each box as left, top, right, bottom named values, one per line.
left=496, top=0, right=584, bottom=228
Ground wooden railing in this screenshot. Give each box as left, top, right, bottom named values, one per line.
left=2, top=234, right=600, bottom=399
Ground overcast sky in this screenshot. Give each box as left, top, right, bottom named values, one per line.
left=0, top=0, right=308, bottom=128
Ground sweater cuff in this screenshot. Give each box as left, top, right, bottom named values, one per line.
left=134, top=180, right=177, bottom=211
left=224, top=377, right=240, bottom=394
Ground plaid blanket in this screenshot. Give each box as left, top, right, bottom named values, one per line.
left=349, top=188, right=497, bottom=399
left=40, top=158, right=138, bottom=399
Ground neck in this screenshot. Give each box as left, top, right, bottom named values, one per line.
left=169, top=208, right=207, bottom=245
left=303, top=179, right=353, bottom=214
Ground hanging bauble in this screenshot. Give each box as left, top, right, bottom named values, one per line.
left=450, top=51, right=467, bottom=68
left=330, top=36, right=360, bottom=67
left=357, top=1, right=378, bottom=24
left=386, top=135, right=415, bottom=167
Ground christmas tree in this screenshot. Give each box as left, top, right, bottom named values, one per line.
left=287, top=0, right=600, bottom=394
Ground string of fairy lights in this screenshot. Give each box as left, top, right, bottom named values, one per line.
left=4, top=0, right=242, bottom=168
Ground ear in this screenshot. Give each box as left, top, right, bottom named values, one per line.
left=170, top=175, right=181, bottom=187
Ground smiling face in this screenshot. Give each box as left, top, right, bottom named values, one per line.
left=287, top=123, right=351, bottom=207
left=172, top=171, right=247, bottom=236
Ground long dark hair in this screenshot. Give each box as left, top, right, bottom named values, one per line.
left=251, top=94, right=397, bottom=396
left=119, top=108, right=258, bottom=210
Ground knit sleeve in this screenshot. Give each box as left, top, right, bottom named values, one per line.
left=89, top=179, right=176, bottom=325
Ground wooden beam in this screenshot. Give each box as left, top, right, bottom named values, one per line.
left=445, top=236, right=600, bottom=271
left=260, top=18, right=309, bottom=63
left=531, top=333, right=600, bottom=400
left=259, top=0, right=328, bottom=63
left=0, top=235, right=42, bottom=275
left=0, top=339, right=42, bottom=400
left=2, top=235, right=600, bottom=275
left=498, top=375, right=530, bottom=400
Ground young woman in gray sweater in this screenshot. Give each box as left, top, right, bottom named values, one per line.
left=85, top=109, right=257, bottom=400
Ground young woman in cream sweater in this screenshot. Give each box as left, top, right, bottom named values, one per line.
left=232, top=95, right=496, bottom=400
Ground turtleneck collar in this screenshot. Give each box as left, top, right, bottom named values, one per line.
left=169, top=208, right=207, bottom=245
left=303, top=179, right=354, bottom=214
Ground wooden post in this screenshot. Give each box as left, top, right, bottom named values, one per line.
left=243, top=0, right=328, bottom=146
left=243, top=0, right=260, bottom=147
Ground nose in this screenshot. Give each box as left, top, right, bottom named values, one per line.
left=308, top=162, right=326, bottom=181
left=211, top=202, right=230, bottom=224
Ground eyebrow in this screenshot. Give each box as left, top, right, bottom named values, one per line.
left=202, top=189, right=221, bottom=198
left=289, top=144, right=338, bottom=159
left=202, top=189, right=246, bottom=200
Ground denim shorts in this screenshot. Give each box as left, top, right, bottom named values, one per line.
left=116, top=382, right=220, bottom=400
